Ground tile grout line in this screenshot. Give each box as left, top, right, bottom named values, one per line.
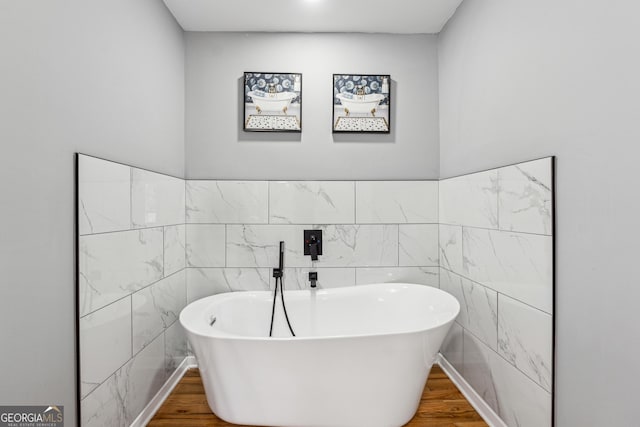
left=441, top=266, right=551, bottom=316
left=130, top=167, right=133, bottom=230
left=439, top=222, right=551, bottom=238
left=496, top=168, right=501, bottom=230
left=80, top=269, right=186, bottom=319
left=463, top=324, right=552, bottom=395
left=129, top=294, right=133, bottom=363
left=162, top=226, right=166, bottom=278
left=353, top=181, right=357, bottom=225
left=267, top=181, right=271, bottom=224
left=79, top=223, right=185, bottom=237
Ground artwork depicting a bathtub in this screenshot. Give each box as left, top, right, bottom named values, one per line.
left=333, top=74, right=391, bottom=133
left=244, top=72, right=302, bottom=132
left=181, top=283, right=459, bottom=427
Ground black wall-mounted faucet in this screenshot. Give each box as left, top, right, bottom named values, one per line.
left=304, top=230, right=322, bottom=261
left=309, top=271, right=318, bottom=288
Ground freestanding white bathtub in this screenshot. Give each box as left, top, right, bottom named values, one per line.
left=180, top=283, right=459, bottom=427
left=248, top=90, right=297, bottom=114
left=336, top=92, right=386, bottom=116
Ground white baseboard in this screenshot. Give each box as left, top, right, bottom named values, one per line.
left=436, top=353, right=507, bottom=427
left=130, top=356, right=198, bottom=427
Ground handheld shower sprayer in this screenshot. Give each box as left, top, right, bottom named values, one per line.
left=269, top=241, right=295, bottom=337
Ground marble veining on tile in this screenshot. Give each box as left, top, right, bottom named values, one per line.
left=498, top=158, right=553, bottom=235
left=439, top=224, right=463, bottom=273
left=186, top=224, right=225, bottom=267
left=355, top=181, right=438, bottom=224
left=131, top=168, right=185, bottom=228
left=399, top=224, right=439, bottom=266
left=164, top=225, right=186, bottom=277
left=186, top=268, right=271, bottom=303
left=80, top=297, right=132, bottom=399
left=226, top=224, right=399, bottom=268
left=82, top=333, right=166, bottom=427
left=463, top=227, right=553, bottom=313
left=490, top=348, right=552, bottom=427
left=317, top=225, right=399, bottom=267
left=355, top=267, right=439, bottom=287
left=226, top=225, right=303, bottom=267
left=441, top=322, right=464, bottom=374
left=122, top=333, right=166, bottom=423
left=164, top=320, right=188, bottom=377
left=280, top=268, right=355, bottom=290
left=81, top=368, right=127, bottom=427
left=186, top=180, right=268, bottom=224
left=79, top=228, right=163, bottom=317
left=269, top=181, right=355, bottom=224
left=78, top=155, right=131, bottom=235
left=498, top=294, right=552, bottom=392
left=132, top=270, right=186, bottom=354
left=440, top=268, right=497, bottom=350
left=463, top=332, right=499, bottom=413
left=440, top=169, right=499, bottom=229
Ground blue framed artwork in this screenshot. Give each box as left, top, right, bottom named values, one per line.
left=332, top=74, right=391, bottom=133
left=243, top=72, right=302, bottom=132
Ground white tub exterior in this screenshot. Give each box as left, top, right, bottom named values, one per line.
left=248, top=91, right=297, bottom=113
left=336, top=93, right=385, bottom=115
left=180, top=283, right=459, bottom=427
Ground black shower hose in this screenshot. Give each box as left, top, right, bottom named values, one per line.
left=269, top=275, right=295, bottom=337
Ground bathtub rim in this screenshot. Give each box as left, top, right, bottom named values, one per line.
left=248, top=90, right=298, bottom=101
left=180, top=282, right=460, bottom=342
left=336, top=92, right=386, bottom=103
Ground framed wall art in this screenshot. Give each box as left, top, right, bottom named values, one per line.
left=332, top=74, right=390, bottom=133
left=243, top=72, right=302, bottom=132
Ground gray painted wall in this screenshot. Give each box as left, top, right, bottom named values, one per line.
left=185, top=33, right=440, bottom=180
left=0, top=1, right=185, bottom=424
left=438, top=1, right=640, bottom=425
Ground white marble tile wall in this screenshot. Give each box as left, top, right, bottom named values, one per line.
left=186, top=180, right=268, bottom=223
left=356, top=181, right=438, bottom=223
left=497, top=294, right=553, bottom=392
left=131, top=168, right=185, bottom=229
left=78, top=155, right=131, bottom=235
left=269, top=181, right=355, bottom=224
left=164, top=224, right=186, bottom=276
left=498, top=159, right=553, bottom=235
left=439, top=169, right=499, bottom=229
left=399, top=224, right=438, bottom=266
left=438, top=157, right=554, bottom=427
left=133, top=270, right=187, bottom=353
left=81, top=334, right=167, bottom=427
left=225, top=223, right=401, bottom=268
left=78, top=155, right=188, bottom=427
left=186, top=224, right=225, bottom=267
left=355, top=267, right=439, bottom=287
left=463, top=227, right=553, bottom=313
left=78, top=154, right=553, bottom=427
left=439, top=268, right=498, bottom=350
left=79, top=228, right=164, bottom=317
left=185, top=180, right=439, bottom=299
left=80, top=297, right=131, bottom=398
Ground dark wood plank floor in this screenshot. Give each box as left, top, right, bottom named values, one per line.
left=148, top=366, right=488, bottom=427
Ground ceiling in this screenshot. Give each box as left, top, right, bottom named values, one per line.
left=163, top=0, right=464, bottom=34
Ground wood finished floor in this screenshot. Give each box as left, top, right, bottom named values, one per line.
left=148, top=366, right=488, bottom=427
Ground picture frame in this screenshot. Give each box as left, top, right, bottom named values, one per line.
left=332, top=74, right=391, bottom=133
left=243, top=72, right=302, bottom=132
